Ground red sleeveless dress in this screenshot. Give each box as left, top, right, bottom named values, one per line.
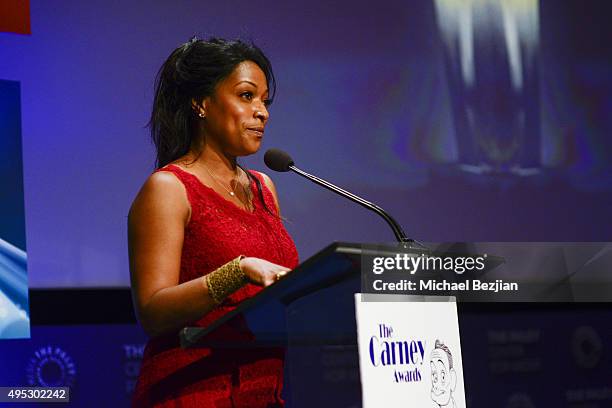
left=132, top=165, right=299, bottom=408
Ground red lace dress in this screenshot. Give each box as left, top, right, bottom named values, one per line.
left=132, top=165, right=299, bottom=408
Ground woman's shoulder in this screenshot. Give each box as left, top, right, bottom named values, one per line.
left=248, top=170, right=280, bottom=214
left=143, top=167, right=187, bottom=195
left=129, top=168, right=191, bottom=223
left=149, top=163, right=204, bottom=195
left=248, top=170, right=274, bottom=189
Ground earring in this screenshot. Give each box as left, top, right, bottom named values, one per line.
left=198, top=112, right=206, bottom=119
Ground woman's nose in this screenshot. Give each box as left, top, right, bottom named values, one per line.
left=254, top=103, right=269, bottom=122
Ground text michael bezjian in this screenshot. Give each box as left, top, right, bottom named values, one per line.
left=420, top=279, right=518, bottom=293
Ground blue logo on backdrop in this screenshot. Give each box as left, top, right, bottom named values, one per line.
left=369, top=323, right=425, bottom=383
left=26, top=345, right=76, bottom=387
left=123, top=343, right=144, bottom=393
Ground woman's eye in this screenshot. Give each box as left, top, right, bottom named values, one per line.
left=240, top=92, right=253, bottom=100
left=263, top=99, right=272, bottom=107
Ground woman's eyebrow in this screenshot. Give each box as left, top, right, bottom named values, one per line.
left=234, top=80, right=258, bottom=88
left=233, top=81, right=269, bottom=95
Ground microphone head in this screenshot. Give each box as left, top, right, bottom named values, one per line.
left=264, top=148, right=294, bottom=172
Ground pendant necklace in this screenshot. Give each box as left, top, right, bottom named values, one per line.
left=202, top=163, right=253, bottom=212
left=203, top=164, right=238, bottom=197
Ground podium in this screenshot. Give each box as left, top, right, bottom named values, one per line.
left=179, top=242, right=429, bottom=407
left=178, top=241, right=611, bottom=407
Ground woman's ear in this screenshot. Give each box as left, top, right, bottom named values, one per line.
left=191, top=98, right=206, bottom=118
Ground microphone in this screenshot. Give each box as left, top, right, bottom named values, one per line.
left=264, top=149, right=413, bottom=243
left=264, top=148, right=293, bottom=172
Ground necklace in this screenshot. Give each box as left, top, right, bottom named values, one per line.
left=201, top=162, right=253, bottom=211
left=203, top=164, right=239, bottom=196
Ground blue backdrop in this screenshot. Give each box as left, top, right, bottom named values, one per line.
left=0, top=79, right=29, bottom=339
left=1, top=1, right=612, bottom=406
left=0, top=0, right=610, bottom=286
left=0, top=80, right=26, bottom=251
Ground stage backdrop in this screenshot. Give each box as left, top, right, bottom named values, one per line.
left=0, top=79, right=30, bottom=338
left=0, top=0, right=611, bottom=288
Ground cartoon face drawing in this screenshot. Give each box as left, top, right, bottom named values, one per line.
left=430, top=340, right=457, bottom=407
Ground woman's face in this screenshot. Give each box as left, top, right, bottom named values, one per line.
left=201, top=60, right=270, bottom=156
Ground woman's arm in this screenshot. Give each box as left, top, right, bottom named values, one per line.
left=129, top=171, right=289, bottom=337
left=128, top=171, right=216, bottom=337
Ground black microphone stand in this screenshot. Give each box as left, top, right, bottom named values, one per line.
left=288, top=164, right=413, bottom=244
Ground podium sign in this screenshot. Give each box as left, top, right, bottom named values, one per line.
left=355, top=294, right=466, bottom=408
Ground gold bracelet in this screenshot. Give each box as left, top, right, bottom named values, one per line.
left=204, top=256, right=247, bottom=304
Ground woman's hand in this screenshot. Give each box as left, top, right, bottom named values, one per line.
left=239, top=257, right=291, bottom=287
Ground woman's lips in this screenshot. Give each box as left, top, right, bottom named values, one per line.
left=246, top=128, right=264, bottom=138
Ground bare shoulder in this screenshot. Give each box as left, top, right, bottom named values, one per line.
left=253, top=171, right=280, bottom=214
left=129, top=171, right=191, bottom=225
left=254, top=171, right=278, bottom=196
left=257, top=171, right=276, bottom=190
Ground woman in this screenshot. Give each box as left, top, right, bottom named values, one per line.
left=129, top=37, right=298, bottom=407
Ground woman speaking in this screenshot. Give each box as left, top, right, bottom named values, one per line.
left=129, top=37, right=298, bottom=407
